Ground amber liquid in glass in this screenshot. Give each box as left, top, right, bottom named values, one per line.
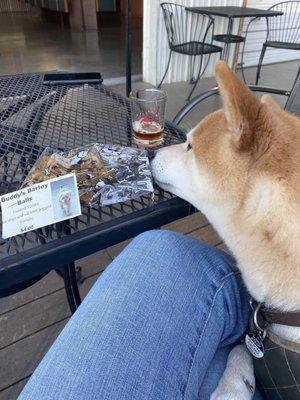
left=132, top=119, right=164, bottom=145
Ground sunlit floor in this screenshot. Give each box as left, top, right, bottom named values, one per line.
left=112, top=59, right=300, bottom=131
left=0, top=12, right=142, bottom=78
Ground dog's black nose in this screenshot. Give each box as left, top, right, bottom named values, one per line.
left=147, top=149, right=157, bottom=160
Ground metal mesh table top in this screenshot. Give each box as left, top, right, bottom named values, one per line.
left=0, top=73, right=187, bottom=262
left=185, top=6, right=283, bottom=18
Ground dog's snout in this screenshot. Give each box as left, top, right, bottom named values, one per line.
left=147, top=148, right=158, bottom=161
left=150, top=150, right=165, bottom=178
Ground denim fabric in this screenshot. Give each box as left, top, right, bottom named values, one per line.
left=18, top=230, right=262, bottom=400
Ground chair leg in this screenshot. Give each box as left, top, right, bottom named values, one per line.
left=59, top=265, right=77, bottom=314
left=58, top=263, right=81, bottom=314
left=186, top=54, right=204, bottom=101
left=157, top=50, right=172, bottom=88
left=255, top=44, right=267, bottom=85
left=189, top=55, right=197, bottom=84
left=68, top=262, right=82, bottom=308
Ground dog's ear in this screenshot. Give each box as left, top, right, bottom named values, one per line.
left=261, top=94, right=281, bottom=111
left=215, top=61, right=261, bottom=151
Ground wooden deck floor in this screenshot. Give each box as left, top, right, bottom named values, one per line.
left=0, top=212, right=228, bottom=400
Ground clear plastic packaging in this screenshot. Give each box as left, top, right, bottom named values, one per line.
left=22, top=144, right=154, bottom=206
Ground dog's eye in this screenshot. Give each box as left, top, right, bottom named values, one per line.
left=187, top=143, right=192, bottom=151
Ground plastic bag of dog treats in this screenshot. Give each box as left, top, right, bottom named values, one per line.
left=22, top=144, right=154, bottom=206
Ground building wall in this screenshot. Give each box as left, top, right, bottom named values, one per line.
left=100, top=0, right=117, bottom=12
left=0, top=0, right=31, bottom=12
left=143, top=0, right=243, bottom=85
left=143, top=0, right=300, bottom=85
left=120, top=0, right=143, bottom=17
left=237, top=0, right=300, bottom=67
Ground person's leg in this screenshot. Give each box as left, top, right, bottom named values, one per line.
left=18, top=230, right=252, bottom=400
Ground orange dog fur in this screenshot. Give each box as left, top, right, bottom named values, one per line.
left=151, top=61, right=300, bottom=399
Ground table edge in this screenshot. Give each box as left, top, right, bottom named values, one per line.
left=185, top=7, right=284, bottom=18
left=0, top=197, right=196, bottom=288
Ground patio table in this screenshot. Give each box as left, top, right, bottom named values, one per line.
left=0, top=73, right=195, bottom=312
left=185, top=6, right=283, bottom=63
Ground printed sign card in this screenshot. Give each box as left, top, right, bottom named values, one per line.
left=0, top=174, right=81, bottom=239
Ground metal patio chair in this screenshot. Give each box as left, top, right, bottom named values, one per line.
left=158, top=3, right=222, bottom=101
left=173, top=67, right=300, bottom=125
left=255, top=1, right=300, bottom=84
left=213, top=32, right=245, bottom=60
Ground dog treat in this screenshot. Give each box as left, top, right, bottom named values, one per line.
left=22, top=144, right=153, bottom=206
left=93, top=144, right=154, bottom=205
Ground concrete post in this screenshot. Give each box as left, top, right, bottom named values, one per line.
left=69, top=0, right=84, bottom=31
left=82, top=0, right=98, bottom=30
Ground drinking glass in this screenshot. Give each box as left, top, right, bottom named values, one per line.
left=130, top=89, right=167, bottom=147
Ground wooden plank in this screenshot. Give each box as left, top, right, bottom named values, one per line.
left=0, top=294, right=70, bottom=352
left=163, top=212, right=208, bottom=234
left=0, top=319, right=67, bottom=392
left=106, top=213, right=209, bottom=259
left=188, top=224, right=222, bottom=247
left=0, top=320, right=65, bottom=392
left=0, top=273, right=102, bottom=392
left=106, top=239, right=131, bottom=260
left=0, top=272, right=62, bottom=317
left=0, top=250, right=111, bottom=315
left=0, top=274, right=99, bottom=350
left=0, top=378, right=29, bottom=400
left=216, top=242, right=231, bottom=253
left=75, top=250, right=112, bottom=276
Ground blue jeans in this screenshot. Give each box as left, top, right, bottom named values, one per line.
left=18, top=230, right=261, bottom=400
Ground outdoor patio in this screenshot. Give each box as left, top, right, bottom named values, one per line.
left=0, top=59, right=299, bottom=400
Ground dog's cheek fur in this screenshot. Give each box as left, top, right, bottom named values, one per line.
left=151, top=143, right=201, bottom=205
left=191, top=112, right=249, bottom=205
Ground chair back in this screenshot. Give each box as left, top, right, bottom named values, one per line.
left=267, top=1, right=300, bottom=44
left=285, top=68, right=300, bottom=115
left=160, top=3, right=214, bottom=48
left=173, top=77, right=300, bottom=126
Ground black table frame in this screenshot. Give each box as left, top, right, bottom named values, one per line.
left=0, top=73, right=195, bottom=313
left=125, top=0, right=132, bottom=97
left=186, top=6, right=283, bottom=63
left=1, top=195, right=194, bottom=311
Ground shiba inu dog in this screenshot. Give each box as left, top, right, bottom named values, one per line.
left=151, top=61, right=300, bottom=399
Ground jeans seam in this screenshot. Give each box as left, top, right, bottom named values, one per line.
left=183, top=271, right=240, bottom=400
